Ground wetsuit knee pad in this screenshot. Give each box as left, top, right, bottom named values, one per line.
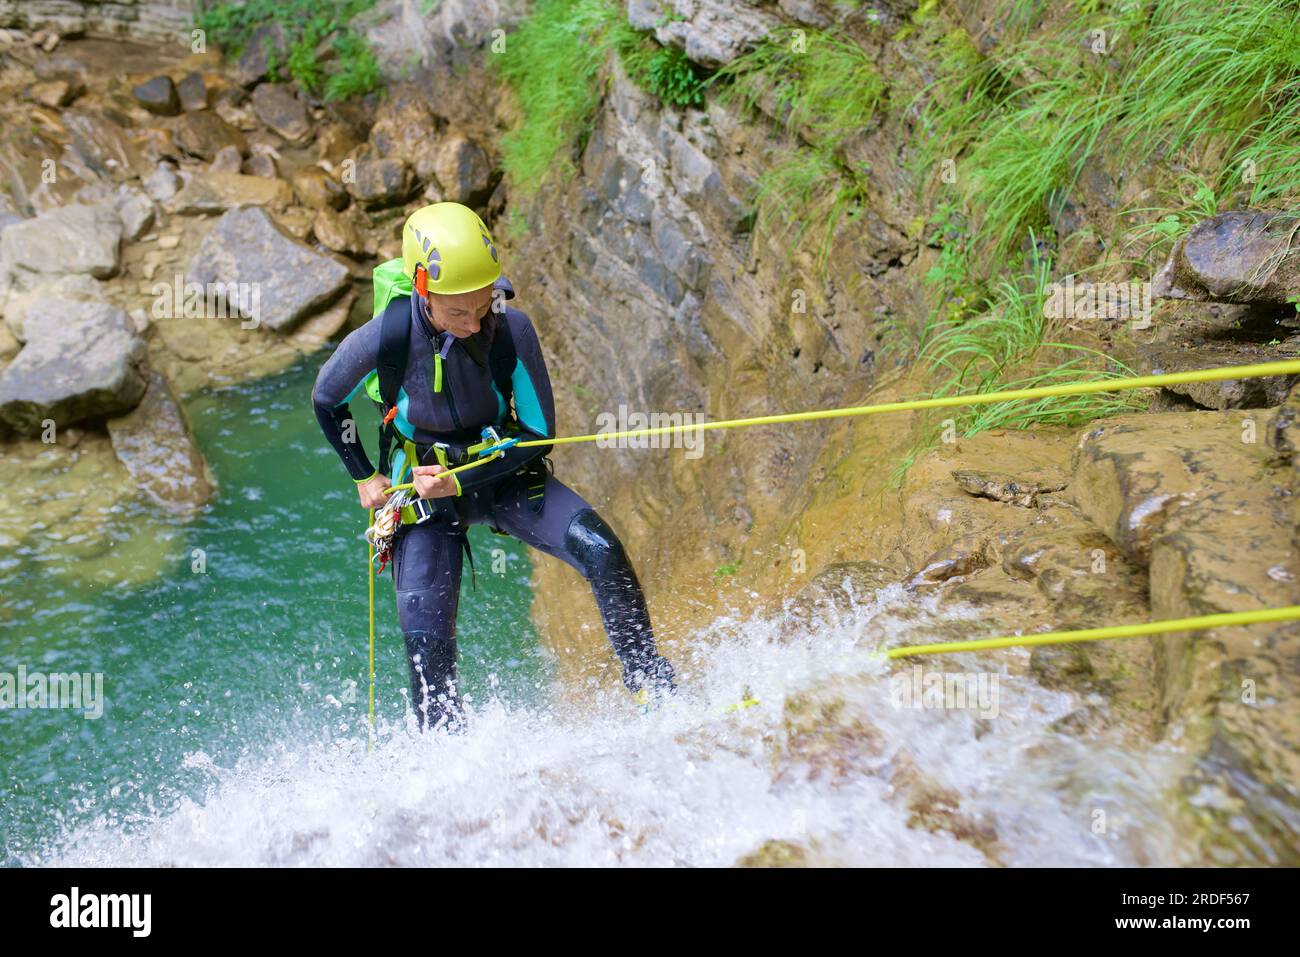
left=563, top=508, right=630, bottom=581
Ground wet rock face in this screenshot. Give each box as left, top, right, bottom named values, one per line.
left=628, top=0, right=780, bottom=66
left=1153, top=210, right=1300, bottom=305
left=106, top=369, right=215, bottom=517
left=0, top=203, right=122, bottom=280
left=0, top=1, right=196, bottom=44
left=0, top=299, right=146, bottom=433
left=186, top=206, right=351, bottom=333
left=1069, top=409, right=1300, bottom=861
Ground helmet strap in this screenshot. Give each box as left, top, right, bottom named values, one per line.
left=414, top=264, right=428, bottom=298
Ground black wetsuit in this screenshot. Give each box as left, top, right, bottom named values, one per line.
left=311, top=278, right=675, bottom=729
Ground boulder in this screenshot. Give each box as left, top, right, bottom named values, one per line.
left=210, top=145, right=244, bottom=174
left=62, top=110, right=148, bottom=182
left=144, top=162, right=182, bottom=202
left=0, top=299, right=147, bottom=433
left=235, top=22, right=287, bottom=87
left=627, top=0, right=779, bottom=67
left=132, top=75, right=180, bottom=116
left=113, top=188, right=156, bottom=242
left=243, top=153, right=279, bottom=179
left=367, top=87, right=440, bottom=171
left=431, top=135, right=492, bottom=205
left=1153, top=211, right=1300, bottom=306
left=311, top=208, right=364, bottom=256
left=345, top=158, right=414, bottom=208
left=33, top=55, right=87, bottom=85
left=186, top=206, right=351, bottom=333
left=0, top=204, right=122, bottom=280
left=291, top=165, right=347, bottom=210
left=316, top=122, right=361, bottom=165
left=213, top=87, right=259, bottom=131
left=177, top=70, right=208, bottom=112
left=166, top=172, right=293, bottom=215
left=107, top=369, right=216, bottom=517
left=29, top=79, right=82, bottom=107
left=1, top=274, right=106, bottom=341
left=250, top=83, right=312, bottom=146
left=173, top=111, right=248, bottom=162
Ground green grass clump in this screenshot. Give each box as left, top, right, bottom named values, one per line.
left=706, top=27, right=886, bottom=272
left=494, top=2, right=726, bottom=192
left=753, top=149, right=866, bottom=271
left=196, top=0, right=383, bottom=101
left=323, top=33, right=382, bottom=101
left=612, top=23, right=709, bottom=106
left=894, top=245, right=1141, bottom=482
left=918, top=0, right=1300, bottom=268
left=713, top=27, right=885, bottom=151
left=492, top=0, right=616, bottom=192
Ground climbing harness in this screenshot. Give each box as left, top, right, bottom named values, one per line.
left=365, top=486, right=414, bottom=574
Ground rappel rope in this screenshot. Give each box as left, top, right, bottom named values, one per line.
left=364, top=357, right=1300, bottom=735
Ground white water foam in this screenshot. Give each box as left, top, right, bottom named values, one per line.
left=41, top=584, right=1195, bottom=867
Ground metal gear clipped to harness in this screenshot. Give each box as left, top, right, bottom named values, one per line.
left=366, top=488, right=413, bottom=573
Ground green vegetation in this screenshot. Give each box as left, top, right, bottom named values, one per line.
left=713, top=28, right=885, bottom=150
left=891, top=0, right=1300, bottom=468
left=920, top=247, right=1140, bottom=433
left=918, top=0, right=1300, bottom=268
left=493, top=0, right=614, bottom=191
left=612, top=23, right=709, bottom=107
left=493, top=0, right=717, bottom=193
left=752, top=150, right=866, bottom=271
left=714, top=560, right=742, bottom=580
left=195, top=0, right=383, bottom=100
left=894, top=245, right=1142, bottom=482
left=709, top=27, right=886, bottom=272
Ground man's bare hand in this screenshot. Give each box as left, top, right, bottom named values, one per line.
left=413, top=464, right=458, bottom=499
left=358, top=474, right=392, bottom=509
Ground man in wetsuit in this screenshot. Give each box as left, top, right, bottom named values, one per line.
left=312, top=202, right=676, bottom=730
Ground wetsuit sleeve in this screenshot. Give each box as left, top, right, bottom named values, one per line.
left=311, top=319, right=381, bottom=483
left=454, top=309, right=555, bottom=494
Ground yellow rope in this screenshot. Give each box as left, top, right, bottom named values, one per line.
left=361, top=359, right=1300, bottom=720
left=367, top=507, right=376, bottom=752
left=512, top=358, right=1300, bottom=447
left=885, top=605, right=1300, bottom=658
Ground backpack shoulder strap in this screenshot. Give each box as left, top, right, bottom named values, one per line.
left=376, top=295, right=411, bottom=412
left=489, top=311, right=517, bottom=410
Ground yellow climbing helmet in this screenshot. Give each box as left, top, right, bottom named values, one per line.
left=401, top=202, right=501, bottom=296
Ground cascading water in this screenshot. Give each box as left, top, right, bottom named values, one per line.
left=3, top=357, right=1197, bottom=868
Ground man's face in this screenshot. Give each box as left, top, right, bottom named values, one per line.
left=424, top=284, right=494, bottom=338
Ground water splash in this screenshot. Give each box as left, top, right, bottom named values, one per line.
left=39, top=585, right=1195, bottom=867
